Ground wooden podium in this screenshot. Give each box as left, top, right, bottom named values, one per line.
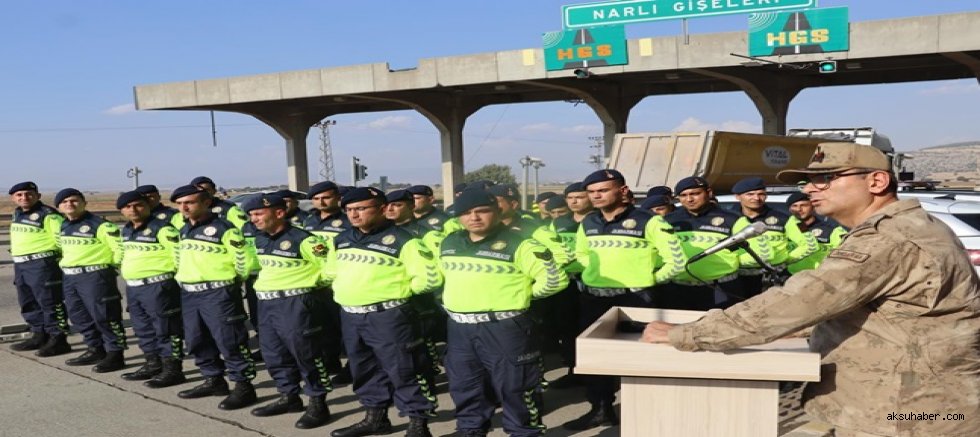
left=575, top=307, right=820, bottom=437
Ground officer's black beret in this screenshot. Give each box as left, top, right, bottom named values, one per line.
left=641, top=195, right=672, bottom=210
left=467, top=180, right=495, bottom=191
left=453, top=183, right=468, bottom=195
left=563, top=182, right=585, bottom=195
left=170, top=185, right=207, bottom=202
left=308, top=181, right=339, bottom=197
left=274, top=189, right=304, bottom=200
left=646, top=186, right=673, bottom=198
left=54, top=188, right=84, bottom=205
left=337, top=186, right=353, bottom=198
left=116, top=191, right=147, bottom=209
left=341, top=187, right=386, bottom=208
left=8, top=181, right=38, bottom=195
left=582, top=169, right=625, bottom=188
left=785, top=192, right=809, bottom=206
left=386, top=189, right=413, bottom=203
left=242, top=193, right=286, bottom=213
left=488, top=184, right=520, bottom=201
left=135, top=185, right=159, bottom=195
left=407, top=185, right=433, bottom=196
left=190, top=176, right=215, bottom=186
left=453, top=189, right=498, bottom=217
left=535, top=192, right=558, bottom=203
left=545, top=195, right=568, bottom=211
left=732, top=177, right=767, bottom=195
left=674, top=176, right=710, bottom=194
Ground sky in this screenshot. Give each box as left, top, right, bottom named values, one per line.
left=1, top=0, right=978, bottom=192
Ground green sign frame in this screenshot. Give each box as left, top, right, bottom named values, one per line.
left=748, top=6, right=849, bottom=57
left=543, top=25, right=628, bottom=71
left=562, top=0, right=816, bottom=29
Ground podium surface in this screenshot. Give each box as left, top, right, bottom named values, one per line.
left=575, top=307, right=820, bottom=437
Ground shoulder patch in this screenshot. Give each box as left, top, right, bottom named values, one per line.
left=533, top=250, right=554, bottom=262
left=827, top=249, right=869, bottom=263
left=312, top=243, right=329, bottom=257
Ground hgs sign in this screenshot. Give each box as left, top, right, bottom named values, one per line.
left=748, top=7, right=849, bottom=56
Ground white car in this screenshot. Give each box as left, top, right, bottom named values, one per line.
left=713, top=192, right=980, bottom=274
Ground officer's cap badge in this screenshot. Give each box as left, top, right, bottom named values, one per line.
left=203, top=226, right=217, bottom=236
left=262, top=198, right=271, bottom=207
left=710, top=217, right=725, bottom=226
left=142, top=228, right=153, bottom=236
left=765, top=216, right=779, bottom=225
left=29, top=213, right=39, bottom=221
left=622, top=219, right=637, bottom=230
left=79, top=225, right=91, bottom=233
left=811, top=147, right=825, bottom=163
left=604, top=171, right=613, bottom=179
left=427, top=218, right=440, bottom=225
left=491, top=240, right=507, bottom=251
left=812, top=228, right=823, bottom=237
left=331, top=219, right=343, bottom=227
left=156, top=213, right=167, bottom=220
left=279, top=240, right=292, bottom=250
left=211, top=206, right=222, bottom=213
left=381, top=235, right=396, bottom=245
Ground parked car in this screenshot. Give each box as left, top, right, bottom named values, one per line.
left=228, top=190, right=313, bottom=212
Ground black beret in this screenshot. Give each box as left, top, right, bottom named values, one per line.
left=308, top=181, right=339, bottom=197
left=674, top=176, right=710, bottom=194
left=190, top=176, right=215, bottom=186
left=385, top=189, right=413, bottom=203
left=341, top=187, right=386, bottom=208
left=732, top=177, right=767, bottom=194
left=54, top=188, right=84, bottom=205
left=407, top=185, right=433, bottom=196
left=453, top=183, right=468, bottom=195
left=563, top=182, right=585, bottom=195
left=116, top=191, right=147, bottom=209
left=170, top=184, right=207, bottom=202
left=8, top=181, right=38, bottom=195
left=337, top=186, right=353, bottom=198
left=488, top=184, right=520, bottom=201
left=646, top=186, right=673, bottom=197
left=453, top=189, right=497, bottom=217
left=641, top=195, right=672, bottom=210
left=535, top=192, right=558, bottom=203
left=242, top=193, right=286, bottom=213
left=273, top=189, right=304, bottom=200
left=545, top=195, right=568, bottom=211
left=467, top=180, right=495, bottom=191
left=582, top=169, right=625, bottom=188
left=135, top=185, right=159, bottom=195
left=785, top=192, right=810, bottom=206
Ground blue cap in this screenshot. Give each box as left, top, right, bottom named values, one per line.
left=646, top=186, right=672, bottom=198
left=674, top=176, right=710, bottom=194
left=453, top=189, right=497, bottom=217
left=641, top=195, right=672, bottom=210
left=785, top=192, right=809, bottom=206
left=116, top=191, right=147, bottom=209
left=273, top=189, right=304, bottom=200
left=386, top=189, right=413, bottom=203
left=453, top=183, right=468, bottom=194
left=564, top=182, right=585, bottom=195
left=488, top=184, right=520, bottom=201
left=337, top=186, right=353, bottom=198
left=190, top=176, right=215, bottom=186
left=242, top=193, right=286, bottom=213
left=170, top=185, right=207, bottom=202
left=732, top=177, right=766, bottom=194
left=135, top=185, right=159, bottom=195
left=8, top=181, right=38, bottom=195
left=54, top=188, right=84, bottom=205
left=341, top=187, right=385, bottom=208
left=467, top=180, right=495, bottom=191
left=545, top=195, right=568, bottom=211
left=308, top=181, right=339, bottom=197
left=535, top=192, right=558, bottom=203
left=407, top=185, right=433, bottom=196
left=582, top=169, right=625, bottom=188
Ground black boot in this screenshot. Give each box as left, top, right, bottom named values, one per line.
left=10, top=332, right=48, bottom=351
left=295, top=394, right=331, bottom=429
left=218, top=381, right=257, bottom=410
left=250, top=393, right=303, bottom=417
left=330, top=363, right=353, bottom=386
left=93, top=350, right=126, bottom=373
left=35, top=334, right=71, bottom=357
left=65, top=346, right=106, bottom=366
left=177, top=376, right=229, bottom=399
left=145, top=357, right=187, bottom=388
left=405, top=416, right=432, bottom=437
left=563, top=402, right=619, bottom=430
left=121, top=354, right=162, bottom=380
left=330, top=407, right=391, bottom=437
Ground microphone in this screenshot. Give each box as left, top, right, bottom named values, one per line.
left=687, top=222, right=768, bottom=264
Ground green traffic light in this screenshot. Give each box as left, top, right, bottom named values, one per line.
left=818, top=61, right=837, bottom=73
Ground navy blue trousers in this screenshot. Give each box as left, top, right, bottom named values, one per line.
left=126, top=279, right=183, bottom=358
left=63, top=269, right=126, bottom=352
left=181, top=285, right=255, bottom=382
left=446, top=314, right=545, bottom=436
left=258, top=292, right=331, bottom=397
left=341, top=306, right=435, bottom=417
left=243, top=274, right=259, bottom=333
left=13, top=257, right=68, bottom=335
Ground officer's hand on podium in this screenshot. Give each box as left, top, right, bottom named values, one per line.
left=640, top=321, right=674, bottom=344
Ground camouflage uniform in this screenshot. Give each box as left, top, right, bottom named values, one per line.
left=668, top=199, right=980, bottom=437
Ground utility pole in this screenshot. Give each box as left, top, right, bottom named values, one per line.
left=313, top=119, right=337, bottom=182
left=519, top=156, right=533, bottom=210
left=125, top=166, right=142, bottom=189
left=588, top=136, right=604, bottom=169
left=531, top=159, right=545, bottom=202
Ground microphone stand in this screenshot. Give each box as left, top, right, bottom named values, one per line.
left=735, top=242, right=786, bottom=288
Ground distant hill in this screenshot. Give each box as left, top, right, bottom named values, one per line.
left=904, top=141, right=980, bottom=186
left=920, top=140, right=980, bottom=150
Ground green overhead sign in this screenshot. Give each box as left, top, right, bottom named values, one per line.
left=562, top=0, right=816, bottom=29
left=748, top=6, right=849, bottom=56
left=543, top=25, right=628, bottom=71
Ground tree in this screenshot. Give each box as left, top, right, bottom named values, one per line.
left=464, top=164, right=516, bottom=185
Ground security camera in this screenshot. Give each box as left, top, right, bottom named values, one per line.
left=573, top=68, right=591, bottom=79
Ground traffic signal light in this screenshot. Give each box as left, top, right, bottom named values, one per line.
left=818, top=60, right=837, bottom=74
left=352, top=156, right=368, bottom=184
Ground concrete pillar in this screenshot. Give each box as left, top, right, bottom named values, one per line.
left=688, top=68, right=807, bottom=135
left=409, top=97, right=482, bottom=205
left=941, top=52, right=980, bottom=85
left=251, top=112, right=329, bottom=192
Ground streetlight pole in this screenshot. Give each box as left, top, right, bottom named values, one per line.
left=126, top=166, right=142, bottom=189
left=518, top=156, right=533, bottom=210
left=530, top=158, right=545, bottom=202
